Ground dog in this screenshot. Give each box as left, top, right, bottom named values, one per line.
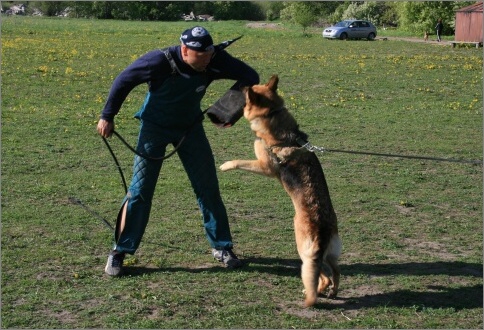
left=220, top=75, right=341, bottom=307
left=424, top=31, right=429, bottom=41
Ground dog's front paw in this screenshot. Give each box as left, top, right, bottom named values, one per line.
left=220, top=161, right=235, bottom=172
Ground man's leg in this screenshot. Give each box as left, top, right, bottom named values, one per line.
left=114, top=155, right=163, bottom=254
left=176, top=123, right=234, bottom=250
left=106, top=121, right=167, bottom=275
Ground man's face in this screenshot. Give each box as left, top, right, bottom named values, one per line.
left=181, top=45, right=214, bottom=72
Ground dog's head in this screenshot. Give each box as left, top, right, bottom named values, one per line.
left=241, top=75, right=307, bottom=143
left=242, top=75, right=284, bottom=121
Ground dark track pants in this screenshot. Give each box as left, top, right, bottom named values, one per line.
left=113, top=120, right=234, bottom=254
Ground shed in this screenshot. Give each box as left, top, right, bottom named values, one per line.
left=454, top=2, right=483, bottom=43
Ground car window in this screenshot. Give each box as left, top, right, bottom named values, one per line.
left=361, top=21, right=369, bottom=28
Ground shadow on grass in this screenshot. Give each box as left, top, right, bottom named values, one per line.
left=317, top=261, right=482, bottom=311
left=244, top=258, right=483, bottom=278
left=121, top=257, right=302, bottom=277
left=123, top=258, right=482, bottom=277
left=342, top=261, right=483, bottom=277
left=317, top=284, right=483, bottom=311
left=121, top=259, right=482, bottom=311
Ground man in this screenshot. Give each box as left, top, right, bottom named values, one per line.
left=97, top=26, right=259, bottom=276
left=435, top=18, right=443, bottom=42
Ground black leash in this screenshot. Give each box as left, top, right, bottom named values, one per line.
left=101, top=130, right=188, bottom=194
left=102, top=108, right=210, bottom=194
left=296, top=138, right=482, bottom=165
left=72, top=109, right=210, bottom=232
left=68, top=196, right=179, bottom=250
left=68, top=197, right=115, bottom=231
left=101, top=134, right=128, bottom=193
left=324, top=148, right=483, bottom=165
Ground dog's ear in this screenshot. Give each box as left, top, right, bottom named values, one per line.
left=246, top=86, right=258, bottom=105
left=241, top=86, right=249, bottom=95
left=266, top=75, right=279, bottom=92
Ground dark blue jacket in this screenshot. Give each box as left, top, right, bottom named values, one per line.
left=101, top=45, right=259, bottom=125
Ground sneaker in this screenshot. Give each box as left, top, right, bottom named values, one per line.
left=105, top=250, right=125, bottom=276
left=212, top=248, right=243, bottom=268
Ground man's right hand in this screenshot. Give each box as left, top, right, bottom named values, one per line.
left=97, top=119, right=115, bottom=138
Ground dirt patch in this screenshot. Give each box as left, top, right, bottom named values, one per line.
left=246, top=22, right=283, bottom=30
left=377, top=36, right=448, bottom=45
left=277, top=284, right=385, bottom=320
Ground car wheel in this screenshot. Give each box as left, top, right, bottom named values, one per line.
left=367, top=32, right=376, bottom=41
left=339, top=32, right=348, bottom=40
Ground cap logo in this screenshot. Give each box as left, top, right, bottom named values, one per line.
left=186, top=41, right=202, bottom=48
left=192, top=27, right=208, bottom=37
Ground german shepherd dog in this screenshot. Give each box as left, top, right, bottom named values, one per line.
left=220, top=75, right=341, bottom=307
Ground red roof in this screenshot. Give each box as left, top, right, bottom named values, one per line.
left=456, top=2, right=483, bottom=12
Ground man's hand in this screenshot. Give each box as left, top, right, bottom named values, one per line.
left=97, top=119, right=115, bottom=138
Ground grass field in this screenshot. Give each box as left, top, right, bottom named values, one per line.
left=1, top=16, right=482, bottom=329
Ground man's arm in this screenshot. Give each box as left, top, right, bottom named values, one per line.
left=205, top=51, right=260, bottom=127
left=97, top=50, right=170, bottom=137
left=100, top=54, right=154, bottom=122
left=209, top=50, right=259, bottom=90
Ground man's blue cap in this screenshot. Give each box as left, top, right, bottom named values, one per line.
left=180, top=26, right=214, bottom=52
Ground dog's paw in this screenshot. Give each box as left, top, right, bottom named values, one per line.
left=327, top=288, right=338, bottom=299
left=220, top=161, right=235, bottom=172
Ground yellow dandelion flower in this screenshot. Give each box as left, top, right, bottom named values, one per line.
left=37, top=65, right=48, bottom=73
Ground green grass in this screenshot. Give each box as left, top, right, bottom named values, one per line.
left=2, top=16, right=482, bottom=329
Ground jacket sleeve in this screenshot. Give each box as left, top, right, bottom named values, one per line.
left=209, top=50, right=259, bottom=91
left=100, top=50, right=167, bottom=121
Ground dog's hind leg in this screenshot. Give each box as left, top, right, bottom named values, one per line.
left=296, top=231, right=320, bottom=307
left=325, top=254, right=340, bottom=298
left=324, top=234, right=342, bottom=298
left=300, top=255, right=320, bottom=307
left=317, top=270, right=332, bottom=296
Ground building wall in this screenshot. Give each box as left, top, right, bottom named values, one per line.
left=455, top=6, right=483, bottom=42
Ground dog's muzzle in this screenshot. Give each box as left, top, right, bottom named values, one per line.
left=206, top=89, right=245, bottom=128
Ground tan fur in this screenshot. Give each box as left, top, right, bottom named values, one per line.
left=424, top=31, right=429, bottom=41
left=220, top=75, right=341, bottom=308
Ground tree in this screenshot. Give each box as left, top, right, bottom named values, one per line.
left=281, top=2, right=317, bottom=35
left=212, top=1, right=263, bottom=21
left=36, top=1, right=69, bottom=16
left=341, top=1, right=388, bottom=26
left=327, top=2, right=348, bottom=25
left=395, top=1, right=473, bottom=34
left=255, top=1, right=285, bottom=21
